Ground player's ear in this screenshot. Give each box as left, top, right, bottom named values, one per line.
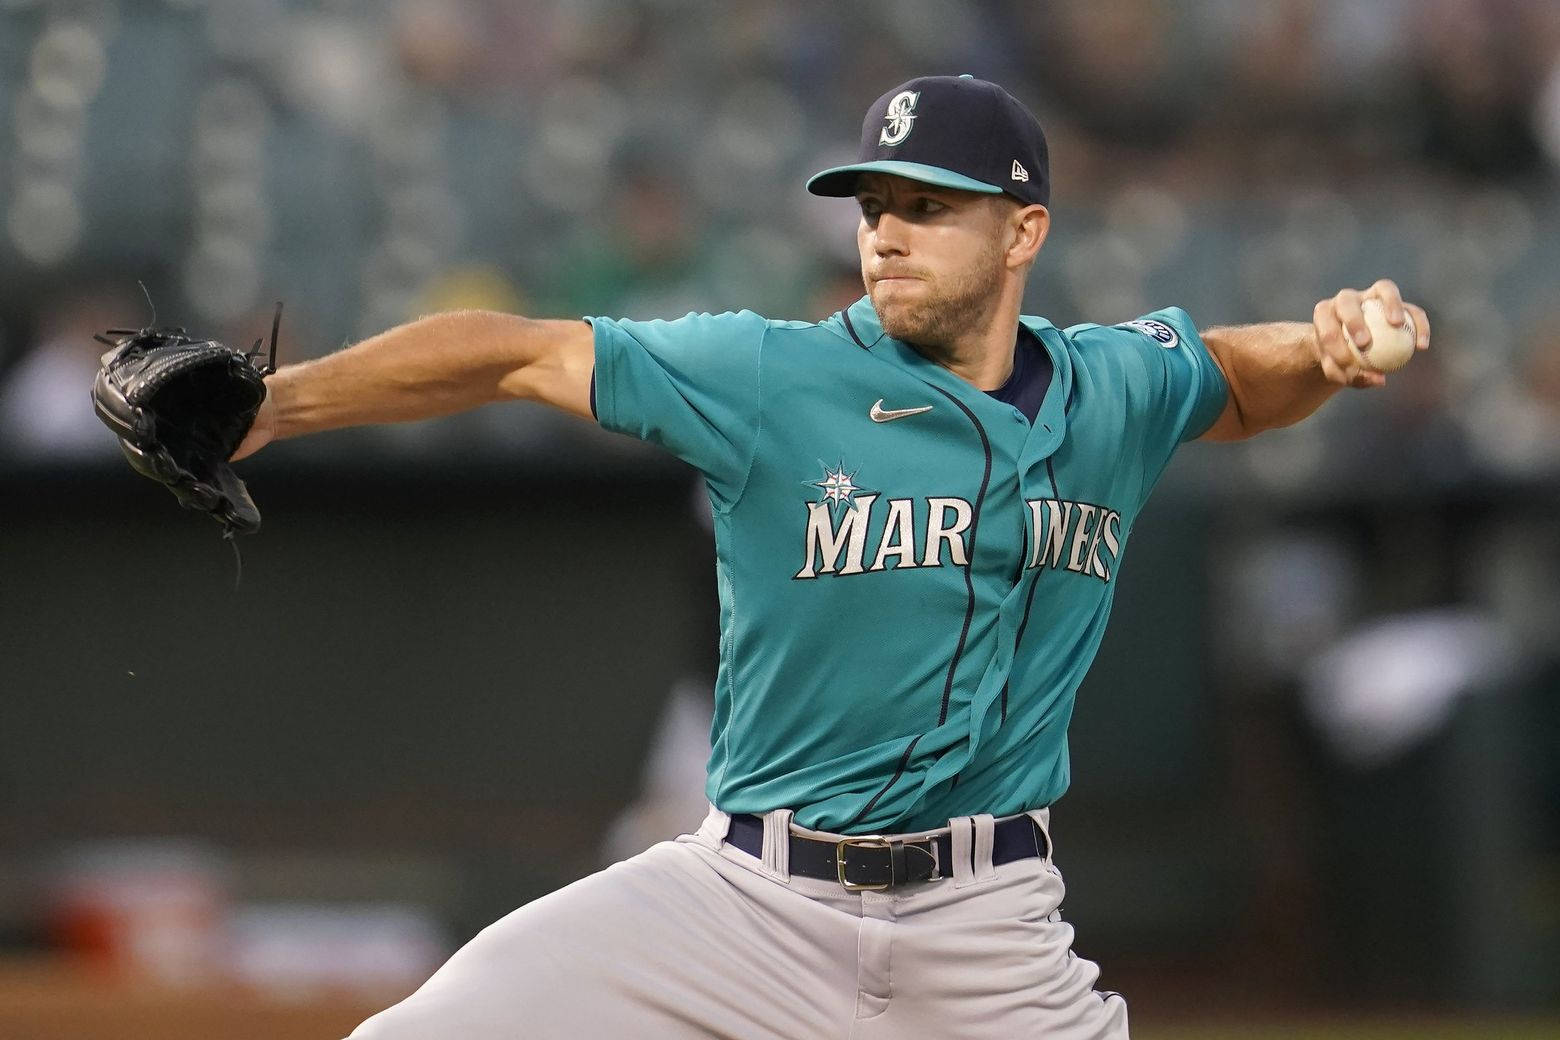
left=1006, top=203, right=1049, bottom=268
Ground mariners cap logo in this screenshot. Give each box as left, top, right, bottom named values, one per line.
left=879, top=90, right=920, bottom=146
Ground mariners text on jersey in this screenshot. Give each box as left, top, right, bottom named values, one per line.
left=588, top=296, right=1227, bottom=834
left=794, top=490, right=1124, bottom=584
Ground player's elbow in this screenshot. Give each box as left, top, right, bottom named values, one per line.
left=493, top=317, right=596, bottom=418
left=1195, top=335, right=1283, bottom=441
left=1196, top=363, right=1264, bottom=442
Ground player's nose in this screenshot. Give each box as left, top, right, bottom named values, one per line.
left=870, top=211, right=910, bottom=257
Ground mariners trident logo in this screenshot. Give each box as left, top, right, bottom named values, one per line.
left=879, top=90, right=920, bottom=146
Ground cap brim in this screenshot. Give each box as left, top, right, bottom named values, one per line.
left=806, top=160, right=1005, bottom=198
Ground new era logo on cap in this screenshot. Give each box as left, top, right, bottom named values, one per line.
left=805, top=74, right=1051, bottom=208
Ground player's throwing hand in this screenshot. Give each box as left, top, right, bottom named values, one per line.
left=1311, top=278, right=1431, bottom=388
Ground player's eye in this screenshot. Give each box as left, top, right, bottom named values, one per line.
left=857, top=198, right=883, bottom=219
left=913, top=197, right=945, bottom=215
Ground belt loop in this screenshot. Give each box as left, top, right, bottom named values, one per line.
left=949, top=816, right=976, bottom=886
left=1025, top=807, right=1054, bottom=866
left=698, top=803, right=732, bottom=851
left=971, top=813, right=998, bottom=881
left=761, top=809, right=794, bottom=881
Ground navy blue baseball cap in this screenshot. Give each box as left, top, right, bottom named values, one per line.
left=807, top=74, right=1050, bottom=207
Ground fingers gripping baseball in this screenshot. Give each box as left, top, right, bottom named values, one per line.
left=1312, top=279, right=1429, bottom=389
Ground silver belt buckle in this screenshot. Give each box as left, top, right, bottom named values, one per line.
left=835, top=836, right=892, bottom=891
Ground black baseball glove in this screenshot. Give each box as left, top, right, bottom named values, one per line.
left=91, top=305, right=281, bottom=535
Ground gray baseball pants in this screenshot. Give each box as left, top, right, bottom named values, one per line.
left=347, top=805, right=1130, bottom=1039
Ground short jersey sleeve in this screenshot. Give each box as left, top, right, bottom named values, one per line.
left=589, top=309, right=767, bottom=508
left=1065, top=307, right=1228, bottom=495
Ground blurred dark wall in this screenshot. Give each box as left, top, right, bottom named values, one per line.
left=1, top=460, right=710, bottom=853
left=3, top=460, right=1556, bottom=1007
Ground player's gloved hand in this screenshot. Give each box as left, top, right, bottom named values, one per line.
left=1311, top=278, right=1431, bottom=388
left=91, top=304, right=282, bottom=535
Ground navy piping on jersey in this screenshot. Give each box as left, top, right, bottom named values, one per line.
left=998, top=508, right=1031, bottom=730
left=928, top=386, right=990, bottom=727
left=987, top=333, right=1049, bottom=730
left=1001, top=456, right=1062, bottom=725
left=852, top=733, right=925, bottom=833
left=833, top=309, right=1053, bottom=822
left=844, top=379, right=993, bottom=831
left=840, top=307, right=870, bottom=349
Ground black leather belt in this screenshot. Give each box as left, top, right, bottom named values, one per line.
left=726, top=813, right=1049, bottom=891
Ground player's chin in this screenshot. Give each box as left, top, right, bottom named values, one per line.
left=871, top=280, right=928, bottom=324
left=876, top=308, right=934, bottom=344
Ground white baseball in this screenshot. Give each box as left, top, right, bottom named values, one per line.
left=1358, top=298, right=1417, bottom=373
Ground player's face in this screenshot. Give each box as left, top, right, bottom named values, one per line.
left=854, top=174, right=1011, bottom=347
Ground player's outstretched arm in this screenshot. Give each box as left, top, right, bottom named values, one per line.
left=232, top=311, right=595, bottom=460
left=1197, top=279, right=1430, bottom=442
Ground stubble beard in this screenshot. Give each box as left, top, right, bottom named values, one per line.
left=870, top=246, right=1005, bottom=356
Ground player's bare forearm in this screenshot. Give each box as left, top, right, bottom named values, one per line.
left=233, top=311, right=595, bottom=459
left=1198, top=279, right=1430, bottom=441
left=1197, top=321, right=1338, bottom=441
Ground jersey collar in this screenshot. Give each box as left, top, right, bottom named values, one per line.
left=1017, top=315, right=1073, bottom=458
left=834, top=295, right=1073, bottom=455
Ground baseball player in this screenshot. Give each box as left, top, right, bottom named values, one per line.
left=232, top=75, right=1429, bottom=1039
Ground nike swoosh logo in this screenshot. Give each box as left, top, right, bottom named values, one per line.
left=869, top=399, right=934, bottom=423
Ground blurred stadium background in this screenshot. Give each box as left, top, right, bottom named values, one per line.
left=1, top=0, right=1558, bottom=1037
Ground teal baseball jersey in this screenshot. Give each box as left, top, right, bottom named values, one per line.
left=590, top=296, right=1227, bottom=834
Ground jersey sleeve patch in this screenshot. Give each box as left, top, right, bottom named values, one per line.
left=1063, top=305, right=1228, bottom=507
left=1114, top=318, right=1179, bottom=349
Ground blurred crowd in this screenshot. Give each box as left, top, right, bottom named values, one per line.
left=0, top=0, right=1557, bottom=490
left=2, top=2, right=1557, bottom=1011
